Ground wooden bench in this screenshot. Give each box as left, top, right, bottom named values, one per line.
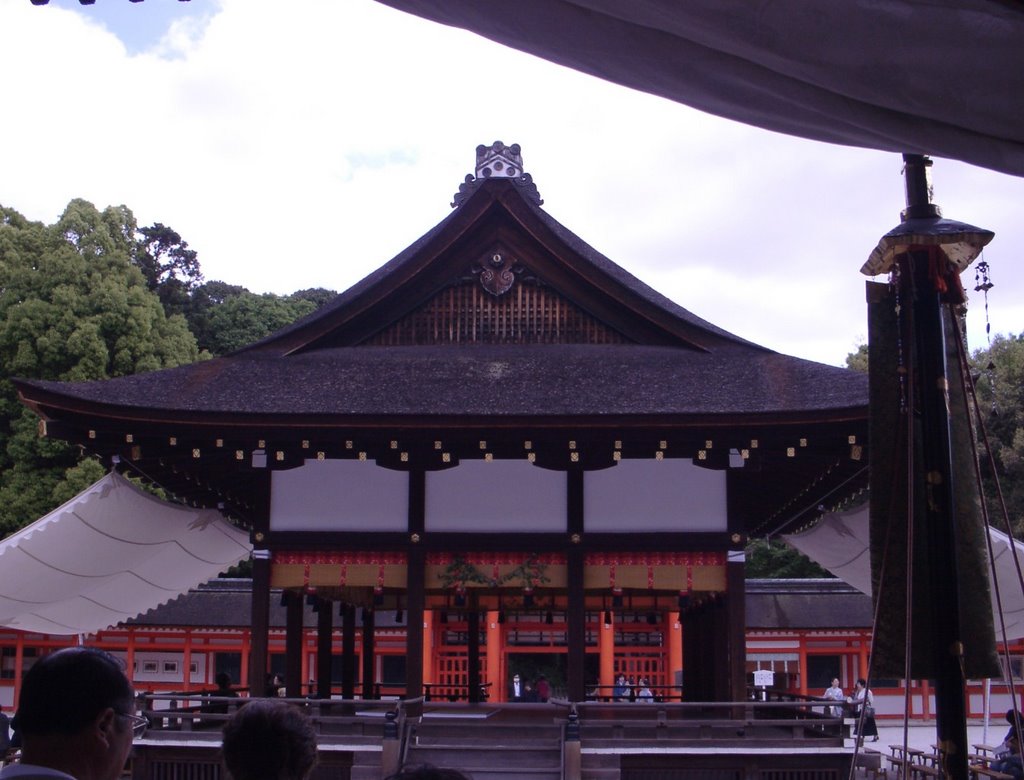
left=969, top=764, right=1014, bottom=780
left=975, top=744, right=1004, bottom=759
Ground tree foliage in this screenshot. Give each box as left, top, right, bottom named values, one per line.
left=845, top=343, right=868, bottom=373
left=0, top=200, right=200, bottom=535
left=745, top=538, right=833, bottom=579
left=133, top=222, right=203, bottom=319
left=971, top=333, right=1024, bottom=534
left=0, top=198, right=336, bottom=538
left=187, top=286, right=317, bottom=355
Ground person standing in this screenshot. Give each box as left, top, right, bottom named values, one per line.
left=0, top=705, right=10, bottom=756
left=535, top=675, right=550, bottom=703
left=611, top=674, right=630, bottom=702
left=848, top=678, right=878, bottom=741
left=508, top=673, right=524, bottom=702
left=0, top=647, right=147, bottom=780
left=823, top=678, right=844, bottom=717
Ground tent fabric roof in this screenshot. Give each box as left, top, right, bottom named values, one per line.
left=781, top=505, right=873, bottom=596
left=0, top=472, right=252, bottom=636
left=375, top=0, right=1024, bottom=177
left=782, top=504, right=1024, bottom=640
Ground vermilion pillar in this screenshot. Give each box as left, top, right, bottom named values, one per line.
left=486, top=610, right=501, bottom=699
left=668, top=613, right=683, bottom=696
left=599, top=610, right=615, bottom=699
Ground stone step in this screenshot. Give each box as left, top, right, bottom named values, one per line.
left=580, top=751, right=621, bottom=780
left=414, top=723, right=561, bottom=740
left=405, top=741, right=563, bottom=779
left=408, top=745, right=560, bottom=766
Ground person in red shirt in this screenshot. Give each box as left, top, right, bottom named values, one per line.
left=535, top=675, right=550, bottom=703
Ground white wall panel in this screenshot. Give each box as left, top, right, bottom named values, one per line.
left=584, top=459, right=727, bottom=531
left=425, top=461, right=566, bottom=532
left=270, top=459, right=408, bottom=531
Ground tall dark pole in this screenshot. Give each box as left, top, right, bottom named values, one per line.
left=899, top=154, right=968, bottom=779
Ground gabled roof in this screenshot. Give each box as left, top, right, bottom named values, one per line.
left=241, top=173, right=761, bottom=355
left=15, top=144, right=866, bottom=429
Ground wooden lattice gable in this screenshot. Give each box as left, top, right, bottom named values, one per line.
left=363, top=250, right=629, bottom=346
left=242, top=143, right=763, bottom=356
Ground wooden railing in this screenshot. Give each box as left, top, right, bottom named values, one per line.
left=129, top=695, right=855, bottom=780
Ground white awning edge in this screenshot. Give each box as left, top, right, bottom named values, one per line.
left=0, top=471, right=253, bottom=635
left=782, top=505, right=1024, bottom=641
left=781, top=504, right=873, bottom=597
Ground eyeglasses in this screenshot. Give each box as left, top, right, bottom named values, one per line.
left=117, top=712, right=149, bottom=738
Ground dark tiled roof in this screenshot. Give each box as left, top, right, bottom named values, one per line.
left=19, top=343, right=866, bottom=420
left=127, top=580, right=398, bottom=629
left=242, top=179, right=760, bottom=355
left=127, top=578, right=870, bottom=630
left=745, top=578, right=872, bottom=629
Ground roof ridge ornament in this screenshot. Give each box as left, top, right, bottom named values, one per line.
left=452, top=141, right=543, bottom=208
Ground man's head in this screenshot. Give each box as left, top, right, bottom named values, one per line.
left=16, top=647, right=134, bottom=737
left=222, top=700, right=317, bottom=780
left=14, top=647, right=137, bottom=780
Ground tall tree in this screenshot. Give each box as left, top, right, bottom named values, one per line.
left=0, top=200, right=199, bottom=535
left=971, top=333, right=1024, bottom=534
left=133, top=222, right=203, bottom=319
left=200, top=291, right=318, bottom=355
left=185, top=283, right=334, bottom=356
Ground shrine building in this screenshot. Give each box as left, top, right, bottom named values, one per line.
left=13, top=142, right=869, bottom=704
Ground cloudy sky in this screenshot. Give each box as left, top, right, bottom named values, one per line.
left=2, top=0, right=1021, bottom=367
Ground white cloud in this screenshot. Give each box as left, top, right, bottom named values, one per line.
left=1, top=0, right=1020, bottom=367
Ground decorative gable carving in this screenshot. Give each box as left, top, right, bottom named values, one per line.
left=364, top=276, right=628, bottom=346
left=475, top=249, right=520, bottom=297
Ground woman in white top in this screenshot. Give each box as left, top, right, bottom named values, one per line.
left=823, top=678, right=844, bottom=717
left=636, top=679, right=654, bottom=702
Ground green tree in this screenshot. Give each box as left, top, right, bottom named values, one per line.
left=290, top=287, right=336, bottom=310
left=971, top=333, right=1024, bottom=534
left=133, top=222, right=203, bottom=319
left=186, top=284, right=335, bottom=357
left=0, top=200, right=200, bottom=536
left=845, top=343, right=868, bottom=373
left=201, top=292, right=317, bottom=355
left=745, top=538, right=832, bottom=578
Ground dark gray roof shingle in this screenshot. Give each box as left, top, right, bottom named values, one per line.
left=20, top=344, right=866, bottom=419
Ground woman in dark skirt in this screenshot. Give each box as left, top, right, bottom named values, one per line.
left=849, top=678, right=878, bottom=741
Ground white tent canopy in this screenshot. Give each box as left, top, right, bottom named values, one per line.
left=782, top=504, right=1024, bottom=640
left=377, top=0, right=1024, bottom=176
left=0, top=471, right=252, bottom=636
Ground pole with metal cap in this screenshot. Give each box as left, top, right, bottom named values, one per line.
left=865, top=153, right=993, bottom=780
